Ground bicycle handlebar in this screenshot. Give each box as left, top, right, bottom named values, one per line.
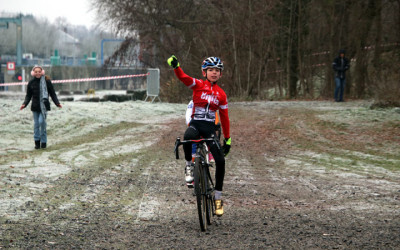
left=174, top=135, right=219, bottom=160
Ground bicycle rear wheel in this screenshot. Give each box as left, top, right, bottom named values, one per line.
left=194, top=156, right=207, bottom=231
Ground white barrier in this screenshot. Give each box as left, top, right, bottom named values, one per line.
left=144, top=68, right=161, bottom=103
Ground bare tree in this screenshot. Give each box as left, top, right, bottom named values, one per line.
left=91, top=0, right=400, bottom=103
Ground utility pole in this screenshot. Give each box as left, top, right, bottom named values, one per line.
left=0, top=15, right=23, bottom=65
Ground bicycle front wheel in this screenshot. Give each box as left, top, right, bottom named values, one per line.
left=205, top=166, right=213, bottom=225
left=194, top=156, right=207, bottom=231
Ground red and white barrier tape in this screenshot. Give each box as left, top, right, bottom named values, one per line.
left=0, top=73, right=150, bottom=87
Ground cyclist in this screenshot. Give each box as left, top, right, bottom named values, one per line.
left=168, top=55, right=231, bottom=216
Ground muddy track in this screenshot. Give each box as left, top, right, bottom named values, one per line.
left=1, top=100, right=399, bottom=249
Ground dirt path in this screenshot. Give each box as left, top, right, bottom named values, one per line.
left=1, top=100, right=399, bottom=249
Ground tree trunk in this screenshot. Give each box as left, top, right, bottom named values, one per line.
left=230, top=12, right=241, bottom=97
left=297, top=0, right=305, bottom=97
left=286, top=0, right=298, bottom=99
left=353, top=1, right=377, bottom=98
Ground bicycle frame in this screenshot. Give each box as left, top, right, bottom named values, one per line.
left=193, top=141, right=215, bottom=197
left=174, top=135, right=219, bottom=231
left=174, top=136, right=217, bottom=192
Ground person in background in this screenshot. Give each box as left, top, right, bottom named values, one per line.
left=20, top=66, right=62, bottom=149
left=332, top=49, right=350, bottom=102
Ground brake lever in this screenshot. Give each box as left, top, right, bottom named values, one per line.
left=211, top=134, right=221, bottom=150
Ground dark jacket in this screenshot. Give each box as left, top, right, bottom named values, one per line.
left=332, top=52, right=350, bottom=79
left=23, top=76, right=60, bottom=112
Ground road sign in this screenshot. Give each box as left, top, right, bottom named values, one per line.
left=7, top=62, right=15, bottom=71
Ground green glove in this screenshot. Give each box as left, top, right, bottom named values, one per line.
left=223, top=137, right=231, bottom=156
left=167, top=55, right=180, bottom=69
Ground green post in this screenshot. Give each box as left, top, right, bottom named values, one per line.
left=88, top=52, right=97, bottom=65
left=51, top=49, right=60, bottom=65
left=16, top=23, right=22, bottom=65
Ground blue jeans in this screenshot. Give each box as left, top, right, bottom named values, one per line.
left=33, top=111, right=47, bottom=143
left=334, top=77, right=346, bottom=102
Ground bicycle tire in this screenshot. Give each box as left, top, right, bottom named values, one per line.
left=194, top=155, right=207, bottom=231
left=205, top=166, right=213, bottom=225
left=200, top=146, right=212, bottom=225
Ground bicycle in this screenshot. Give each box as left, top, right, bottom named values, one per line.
left=174, top=135, right=219, bottom=231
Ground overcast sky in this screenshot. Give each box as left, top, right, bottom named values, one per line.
left=0, top=0, right=97, bottom=28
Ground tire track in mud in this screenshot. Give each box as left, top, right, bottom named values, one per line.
left=134, top=160, right=160, bottom=221
left=1, top=118, right=183, bottom=248
left=0, top=121, right=164, bottom=222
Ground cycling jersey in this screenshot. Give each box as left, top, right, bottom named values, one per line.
left=186, top=100, right=220, bottom=126
left=174, top=67, right=230, bottom=139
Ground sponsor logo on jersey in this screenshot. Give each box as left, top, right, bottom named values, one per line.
left=201, top=92, right=219, bottom=105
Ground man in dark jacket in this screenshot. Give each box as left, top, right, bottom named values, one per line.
left=20, top=66, right=62, bottom=149
left=332, top=49, right=350, bottom=102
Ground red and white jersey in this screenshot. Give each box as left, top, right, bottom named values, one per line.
left=174, top=67, right=230, bottom=139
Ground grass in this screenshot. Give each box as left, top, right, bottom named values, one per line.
left=230, top=103, right=400, bottom=174
left=0, top=121, right=142, bottom=166
left=283, top=108, right=400, bottom=173
left=0, top=120, right=155, bottom=225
